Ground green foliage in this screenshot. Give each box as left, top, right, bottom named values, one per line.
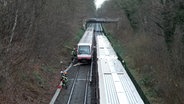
left=99, top=0, right=184, bottom=103
left=182, top=33, right=184, bottom=44
left=145, top=88, right=157, bottom=98
left=161, top=1, right=184, bottom=49
left=116, top=0, right=141, bottom=30
left=0, top=76, right=5, bottom=91
left=0, top=0, right=95, bottom=103
left=105, top=30, right=150, bottom=104
left=161, top=3, right=175, bottom=51
left=33, top=71, right=45, bottom=86
left=41, top=65, right=54, bottom=73
left=103, top=25, right=124, bottom=56
left=63, top=28, right=85, bottom=50
left=105, top=32, right=124, bottom=56
left=140, top=75, right=154, bottom=87
left=175, top=2, right=184, bottom=23
left=175, top=4, right=184, bottom=44
left=75, top=29, right=85, bottom=42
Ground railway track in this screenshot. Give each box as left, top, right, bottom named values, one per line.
left=51, top=22, right=146, bottom=104
left=67, top=64, right=90, bottom=104
left=54, top=64, right=92, bottom=104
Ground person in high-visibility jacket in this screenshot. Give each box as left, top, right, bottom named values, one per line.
left=61, top=72, right=68, bottom=88
left=71, top=48, right=77, bottom=60
left=71, top=48, right=77, bottom=56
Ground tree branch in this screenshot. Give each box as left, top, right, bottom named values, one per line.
left=9, top=9, right=18, bottom=44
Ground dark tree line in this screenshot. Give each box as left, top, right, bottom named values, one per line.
left=98, top=0, right=184, bottom=104
left=0, top=0, right=95, bottom=103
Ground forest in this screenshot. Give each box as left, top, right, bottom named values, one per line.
left=98, top=0, right=184, bottom=104
left=0, top=0, right=95, bottom=103
left=0, top=0, right=184, bottom=104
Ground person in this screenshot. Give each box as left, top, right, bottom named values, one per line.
left=61, top=71, right=68, bottom=88
left=72, top=48, right=77, bottom=56
left=71, top=48, right=77, bottom=60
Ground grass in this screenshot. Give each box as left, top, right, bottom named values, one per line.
left=41, top=65, right=54, bottom=73
left=0, top=76, right=5, bottom=91
left=74, top=28, right=85, bottom=42
left=33, top=71, right=45, bottom=86
left=103, top=27, right=151, bottom=103
left=63, top=28, right=85, bottom=49
left=105, top=32, right=125, bottom=57
left=63, top=28, right=85, bottom=52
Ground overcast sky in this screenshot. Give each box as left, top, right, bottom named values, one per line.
left=95, top=0, right=107, bottom=9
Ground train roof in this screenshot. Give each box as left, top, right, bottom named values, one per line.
left=96, top=33, right=144, bottom=104
left=78, top=27, right=94, bottom=46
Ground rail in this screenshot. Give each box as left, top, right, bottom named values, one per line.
left=67, top=68, right=79, bottom=104
left=84, top=64, right=91, bottom=104
left=66, top=64, right=91, bottom=104
left=90, top=55, right=93, bottom=82
left=49, top=60, right=74, bottom=104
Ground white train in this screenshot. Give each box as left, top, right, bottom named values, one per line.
left=96, top=32, right=144, bottom=104
left=77, top=24, right=95, bottom=62
left=95, top=23, right=103, bottom=32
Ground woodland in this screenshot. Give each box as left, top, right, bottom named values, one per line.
left=98, top=0, right=184, bottom=104
left=0, top=0, right=95, bottom=103
left=0, top=0, right=184, bottom=104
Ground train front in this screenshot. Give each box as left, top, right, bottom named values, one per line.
left=77, top=44, right=92, bottom=63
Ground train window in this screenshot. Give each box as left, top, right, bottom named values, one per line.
left=78, top=46, right=90, bottom=55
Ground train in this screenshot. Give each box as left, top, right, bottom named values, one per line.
left=77, top=24, right=95, bottom=63
left=94, top=23, right=103, bottom=32
left=95, top=24, right=144, bottom=104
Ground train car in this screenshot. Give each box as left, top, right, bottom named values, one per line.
left=95, top=23, right=103, bottom=32
left=96, top=32, right=144, bottom=104
left=77, top=24, right=95, bottom=63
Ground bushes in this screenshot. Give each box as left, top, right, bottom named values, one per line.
left=115, top=0, right=142, bottom=30
left=115, top=32, right=184, bottom=104
left=0, top=0, right=95, bottom=103
left=98, top=0, right=184, bottom=103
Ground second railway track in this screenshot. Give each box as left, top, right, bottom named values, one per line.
left=67, top=65, right=90, bottom=104
left=54, top=63, right=92, bottom=104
